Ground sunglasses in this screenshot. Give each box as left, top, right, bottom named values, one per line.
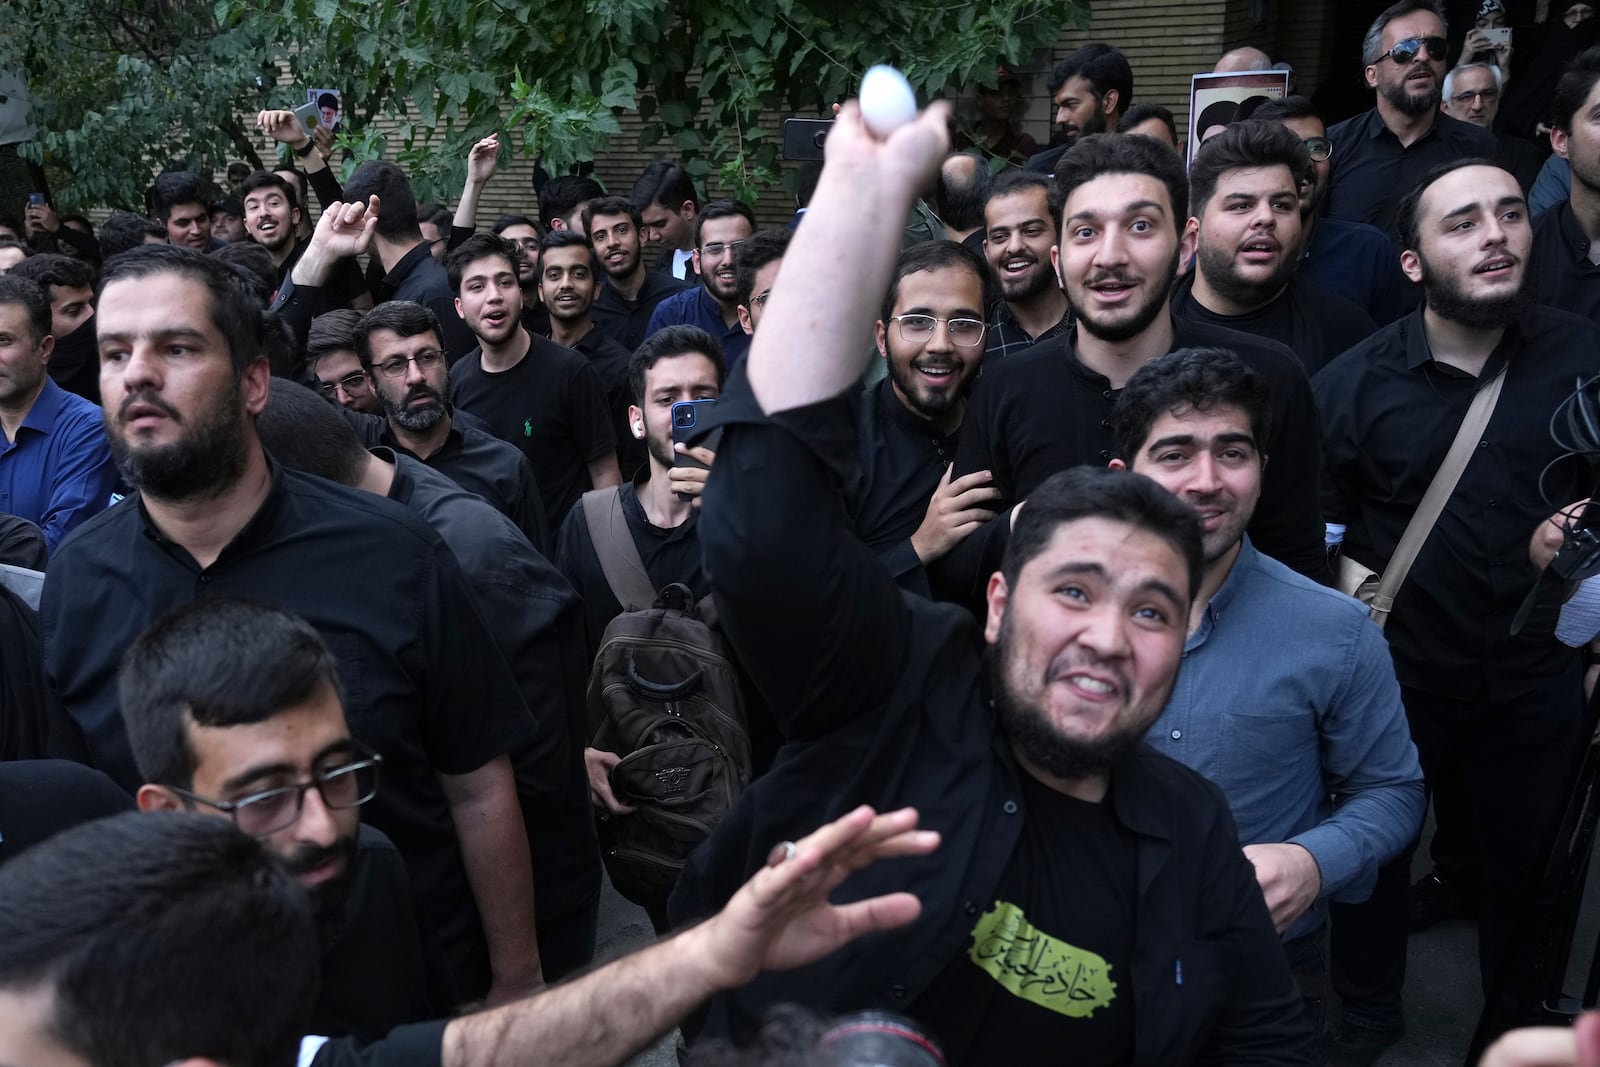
left=1385, top=36, right=1449, bottom=64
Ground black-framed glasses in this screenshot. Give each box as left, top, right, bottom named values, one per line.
left=1452, top=87, right=1500, bottom=105
left=699, top=239, right=746, bottom=257
left=1303, top=137, right=1332, bottom=162
left=318, top=370, right=370, bottom=397
left=374, top=349, right=445, bottom=379
left=891, top=314, right=987, bottom=347
left=1386, top=36, right=1448, bottom=64
left=170, top=748, right=383, bottom=837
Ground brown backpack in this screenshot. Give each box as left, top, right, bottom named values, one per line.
left=581, top=487, right=751, bottom=908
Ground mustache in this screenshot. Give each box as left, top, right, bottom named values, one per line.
left=118, top=390, right=181, bottom=423
left=280, top=838, right=350, bottom=880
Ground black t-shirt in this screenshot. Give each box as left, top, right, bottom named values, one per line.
left=591, top=270, right=691, bottom=353
left=569, top=326, right=645, bottom=479
left=450, top=336, right=617, bottom=526
left=911, top=772, right=1138, bottom=1065
left=1170, top=273, right=1378, bottom=377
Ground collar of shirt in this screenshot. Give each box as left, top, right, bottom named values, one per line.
left=381, top=242, right=436, bottom=295
left=989, top=298, right=1071, bottom=343
left=875, top=376, right=959, bottom=447
left=1186, top=536, right=1259, bottom=652
left=135, top=455, right=287, bottom=566
left=379, top=419, right=465, bottom=460
left=1555, top=199, right=1596, bottom=263
left=11, top=378, right=69, bottom=443
left=1399, top=305, right=1522, bottom=376
left=693, top=285, right=745, bottom=341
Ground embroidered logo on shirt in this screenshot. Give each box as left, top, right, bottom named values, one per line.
left=523, top=418, right=533, bottom=437
left=968, top=901, right=1118, bottom=1018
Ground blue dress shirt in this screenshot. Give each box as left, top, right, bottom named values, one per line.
left=0, top=378, right=116, bottom=554
left=643, top=285, right=752, bottom=371
left=1146, top=538, right=1425, bottom=940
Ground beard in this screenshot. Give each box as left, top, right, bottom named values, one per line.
left=1379, top=70, right=1442, bottom=116
left=1073, top=246, right=1181, bottom=343
left=380, top=380, right=449, bottom=432
left=282, top=833, right=360, bottom=921
left=885, top=347, right=969, bottom=421
left=108, top=381, right=250, bottom=501
left=645, top=424, right=676, bottom=469
left=998, top=258, right=1057, bottom=303
left=1196, top=240, right=1294, bottom=311
left=1419, top=254, right=1533, bottom=330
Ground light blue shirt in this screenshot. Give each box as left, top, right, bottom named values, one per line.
left=1146, top=538, right=1425, bottom=940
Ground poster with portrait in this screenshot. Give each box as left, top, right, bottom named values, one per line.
left=1187, top=70, right=1290, bottom=165
left=306, top=89, right=341, bottom=134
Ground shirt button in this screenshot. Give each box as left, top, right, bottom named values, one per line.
left=1002, top=800, right=1018, bottom=814
left=1098, top=449, right=1110, bottom=460
left=964, top=900, right=980, bottom=916
left=1102, top=390, right=1113, bottom=400
left=1487, top=499, right=1497, bottom=509
left=1480, top=440, right=1489, bottom=448
left=199, top=575, right=212, bottom=584
left=1170, top=729, right=1182, bottom=740
left=890, top=983, right=908, bottom=999
left=1100, top=418, right=1111, bottom=428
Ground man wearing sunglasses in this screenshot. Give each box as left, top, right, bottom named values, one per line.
left=1325, top=0, right=1497, bottom=239
left=122, top=596, right=447, bottom=1045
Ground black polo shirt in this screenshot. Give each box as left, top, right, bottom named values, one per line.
left=449, top=336, right=617, bottom=526
left=984, top=299, right=1072, bottom=362
left=952, top=317, right=1326, bottom=580
left=590, top=270, right=691, bottom=353
left=1170, top=273, right=1379, bottom=377
left=1324, top=109, right=1499, bottom=238
left=384, top=452, right=601, bottom=924
left=567, top=325, right=645, bottom=478
left=851, top=378, right=961, bottom=589
left=378, top=244, right=478, bottom=363
left=39, top=465, right=535, bottom=1003
left=1531, top=200, right=1600, bottom=325
left=373, top=418, right=549, bottom=556
left=1312, top=306, right=1600, bottom=703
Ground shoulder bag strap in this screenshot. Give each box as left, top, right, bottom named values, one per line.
left=581, top=487, right=659, bottom=612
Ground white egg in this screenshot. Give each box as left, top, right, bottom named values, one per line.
left=859, top=65, right=918, bottom=139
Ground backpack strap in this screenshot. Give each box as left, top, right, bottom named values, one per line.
left=582, top=487, right=659, bottom=612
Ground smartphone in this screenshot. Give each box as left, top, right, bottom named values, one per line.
left=671, top=399, right=721, bottom=502
left=783, top=118, right=833, bottom=161
left=1482, top=26, right=1512, bottom=46
left=292, top=101, right=320, bottom=138
left=27, top=193, right=44, bottom=208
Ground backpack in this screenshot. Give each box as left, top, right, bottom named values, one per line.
left=581, top=487, right=751, bottom=908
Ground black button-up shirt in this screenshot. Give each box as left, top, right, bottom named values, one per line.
left=591, top=270, right=691, bottom=353
left=379, top=243, right=478, bottom=362
left=1312, top=306, right=1600, bottom=702
left=1324, top=109, right=1499, bottom=238
left=1531, top=199, right=1600, bottom=325
left=983, top=298, right=1072, bottom=362
left=850, top=378, right=960, bottom=588
left=1170, top=273, right=1378, bottom=377
left=954, top=317, right=1326, bottom=580
left=39, top=465, right=534, bottom=1002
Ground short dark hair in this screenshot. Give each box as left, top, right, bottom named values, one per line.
left=985, top=169, right=1062, bottom=234
left=100, top=245, right=266, bottom=377
left=9, top=252, right=95, bottom=299
left=628, top=324, right=726, bottom=405
left=120, top=595, right=347, bottom=789
left=693, top=199, right=757, bottom=248
left=1111, top=347, right=1270, bottom=465
left=148, top=171, right=211, bottom=221
left=1394, top=156, right=1502, bottom=250
left=445, top=232, right=521, bottom=294
left=1047, top=43, right=1133, bottom=113
left=0, top=811, right=318, bottom=1067
left=0, top=274, right=52, bottom=345
left=1001, top=465, right=1203, bottom=599
left=343, top=160, right=421, bottom=242
left=539, top=175, right=605, bottom=230
left=1119, top=103, right=1179, bottom=143
left=306, top=308, right=362, bottom=362
left=99, top=211, right=167, bottom=259
left=1553, top=46, right=1600, bottom=133
left=1362, top=0, right=1448, bottom=65
left=1251, top=94, right=1321, bottom=124
left=239, top=170, right=300, bottom=213
left=734, top=229, right=791, bottom=307
left=583, top=194, right=643, bottom=236
left=631, top=160, right=700, bottom=212
left=491, top=213, right=540, bottom=235
left=211, top=242, right=278, bottom=307
left=937, top=153, right=993, bottom=233
left=258, top=378, right=372, bottom=487
left=354, top=300, right=444, bottom=367
left=1055, top=132, right=1190, bottom=229
left=537, top=229, right=599, bottom=275
left=880, top=239, right=991, bottom=324
left=273, top=166, right=310, bottom=209
left=1188, top=120, right=1312, bottom=217
left=417, top=201, right=452, bottom=231
left=0, top=238, right=33, bottom=262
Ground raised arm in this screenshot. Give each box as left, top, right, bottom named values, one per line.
left=453, top=135, right=500, bottom=236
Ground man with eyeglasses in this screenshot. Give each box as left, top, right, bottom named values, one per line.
left=352, top=298, right=551, bottom=553
left=1443, top=63, right=1544, bottom=193
left=307, top=308, right=383, bottom=416
left=123, top=596, right=449, bottom=1043
left=645, top=199, right=759, bottom=372
left=1324, top=0, right=1497, bottom=240
left=1171, top=122, right=1378, bottom=377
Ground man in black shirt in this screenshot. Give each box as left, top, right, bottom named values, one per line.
left=982, top=170, right=1071, bottom=361
left=352, top=299, right=551, bottom=553
left=446, top=233, right=621, bottom=525
left=632, top=159, right=701, bottom=281
left=856, top=241, right=999, bottom=591
left=122, top=597, right=444, bottom=1042
left=1324, top=0, right=1498, bottom=238
left=341, top=161, right=477, bottom=360
left=1314, top=159, right=1600, bottom=1047
left=1533, top=48, right=1600, bottom=322
left=240, top=171, right=366, bottom=310
left=953, top=133, right=1326, bottom=584
left=538, top=230, right=642, bottom=476
left=587, top=196, right=690, bottom=352
left=1022, top=43, right=1132, bottom=176
left=43, top=245, right=543, bottom=1006
left=1172, top=122, right=1378, bottom=376
left=671, top=101, right=1310, bottom=1062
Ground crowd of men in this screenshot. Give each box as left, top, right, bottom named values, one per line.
left=11, top=0, right=1600, bottom=1064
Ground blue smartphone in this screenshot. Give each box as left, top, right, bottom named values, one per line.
left=670, top=399, right=719, bottom=501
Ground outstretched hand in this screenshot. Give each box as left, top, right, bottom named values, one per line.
left=687, top=805, right=938, bottom=992
left=467, top=135, right=501, bottom=185
left=311, top=197, right=380, bottom=259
